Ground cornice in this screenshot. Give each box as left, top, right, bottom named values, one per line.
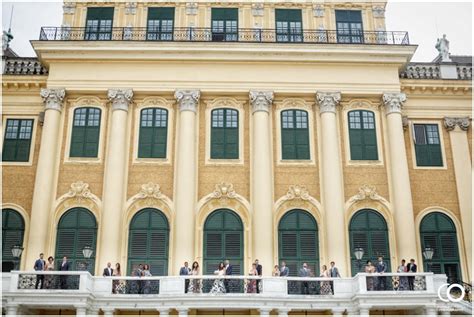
left=2, top=77, right=47, bottom=90
left=401, top=82, right=471, bottom=96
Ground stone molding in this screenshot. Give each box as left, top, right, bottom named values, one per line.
left=175, top=90, right=200, bottom=112
left=313, top=4, right=325, bottom=17
left=316, top=91, right=341, bottom=114
left=251, top=3, right=264, bottom=16
left=372, top=6, right=385, bottom=18
left=382, top=92, right=406, bottom=115
left=348, top=185, right=385, bottom=204
left=444, top=117, right=471, bottom=131
left=285, top=185, right=310, bottom=201
left=249, top=91, right=274, bottom=113
left=211, top=182, right=237, bottom=200
left=125, top=2, right=137, bottom=15
left=63, top=2, right=76, bottom=14
left=40, top=88, right=66, bottom=112
left=108, top=88, right=133, bottom=112
left=186, top=2, right=198, bottom=15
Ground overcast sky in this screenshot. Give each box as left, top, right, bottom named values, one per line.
left=1, top=1, right=472, bottom=61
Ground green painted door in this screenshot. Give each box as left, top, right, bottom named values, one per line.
left=85, top=7, right=114, bottom=40
left=55, top=208, right=97, bottom=273
left=127, top=208, right=169, bottom=276
left=420, top=212, right=461, bottom=283
left=2, top=209, right=25, bottom=272
left=349, top=209, right=390, bottom=276
left=278, top=209, right=319, bottom=276
left=211, top=8, right=238, bottom=41
left=203, top=209, right=243, bottom=274
left=275, top=9, right=303, bottom=42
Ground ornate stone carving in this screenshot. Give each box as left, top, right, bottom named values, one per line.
left=211, top=183, right=237, bottom=200
left=372, top=6, right=385, bottom=18
left=108, top=88, right=133, bottom=112
left=382, top=93, right=406, bottom=115
left=125, top=2, right=137, bottom=15
left=316, top=91, right=341, bottom=114
left=249, top=91, right=274, bottom=113
left=63, top=2, right=76, bottom=14
left=40, top=88, right=66, bottom=112
left=444, top=117, right=471, bottom=131
left=186, top=2, right=198, bottom=15
left=251, top=3, right=264, bottom=16
left=65, top=181, right=93, bottom=201
left=175, top=90, right=200, bottom=112
left=436, top=34, right=451, bottom=62
left=137, top=182, right=163, bottom=200
left=313, top=4, right=325, bottom=17
left=348, top=185, right=384, bottom=204
left=402, top=115, right=409, bottom=130
left=285, top=185, right=310, bottom=201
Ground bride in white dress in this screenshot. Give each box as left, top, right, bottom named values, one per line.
left=210, top=262, right=226, bottom=294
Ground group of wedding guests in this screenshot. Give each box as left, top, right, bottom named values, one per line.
left=364, top=257, right=418, bottom=291
left=33, top=253, right=71, bottom=289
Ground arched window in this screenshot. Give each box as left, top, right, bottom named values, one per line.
left=2, top=209, right=25, bottom=272
left=281, top=110, right=310, bottom=160
left=420, top=212, right=461, bottom=283
left=203, top=209, right=243, bottom=274
left=278, top=209, right=319, bottom=276
left=349, top=209, right=390, bottom=276
left=128, top=208, right=169, bottom=276
left=210, top=108, right=239, bottom=159
left=348, top=110, right=378, bottom=160
left=70, top=107, right=101, bottom=157
left=138, top=108, right=168, bottom=158
left=55, top=208, right=97, bottom=273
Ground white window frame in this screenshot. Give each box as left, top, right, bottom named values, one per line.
left=409, top=119, right=447, bottom=170
left=1, top=115, right=38, bottom=166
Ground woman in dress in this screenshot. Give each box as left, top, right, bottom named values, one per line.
left=246, top=263, right=258, bottom=293
left=210, top=262, right=226, bottom=294
left=320, top=265, right=332, bottom=295
left=142, top=264, right=152, bottom=294
left=44, top=256, right=55, bottom=289
left=188, top=261, right=202, bottom=293
left=397, top=259, right=408, bottom=291
left=272, top=265, right=280, bottom=277
left=112, top=263, right=122, bottom=294
left=365, top=260, right=376, bottom=291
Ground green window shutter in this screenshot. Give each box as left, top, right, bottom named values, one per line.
left=147, top=7, right=175, bottom=41
left=275, top=9, right=302, bottom=22
left=275, top=9, right=303, bottom=42
left=85, top=7, right=114, bottom=40
left=86, top=7, right=114, bottom=20
left=414, top=124, right=443, bottom=166
left=138, top=108, right=168, bottom=159
left=2, top=119, right=33, bottom=162
left=70, top=108, right=101, bottom=158
left=211, top=8, right=238, bottom=42
left=2, top=209, right=25, bottom=271
left=211, top=109, right=239, bottom=159
left=211, top=8, right=238, bottom=20
left=281, top=110, right=310, bottom=160
left=348, top=111, right=378, bottom=160
left=148, top=7, right=174, bottom=20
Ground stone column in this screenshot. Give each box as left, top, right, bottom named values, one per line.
left=25, top=88, right=65, bottom=267
left=331, top=308, right=345, bottom=317
left=250, top=91, right=274, bottom=275
left=259, top=308, right=272, bottom=316
left=102, top=308, right=114, bottom=316
left=424, top=305, right=437, bottom=317
left=75, top=306, right=87, bottom=317
left=98, top=89, right=133, bottom=268
left=316, top=92, right=347, bottom=275
left=359, top=306, right=370, bottom=317
left=177, top=308, right=189, bottom=316
left=5, top=304, right=18, bottom=317
left=173, top=90, right=200, bottom=273
left=382, top=93, right=417, bottom=261
left=444, top=117, right=472, bottom=280
left=157, top=308, right=170, bottom=317
left=277, top=308, right=290, bottom=317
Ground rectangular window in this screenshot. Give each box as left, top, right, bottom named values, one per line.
left=211, top=8, right=238, bottom=42
left=348, top=110, right=378, bottom=160
left=2, top=119, right=34, bottom=162
left=413, top=124, right=443, bottom=167
left=70, top=108, right=101, bottom=158
left=211, top=108, right=239, bottom=159
left=138, top=108, right=168, bottom=158
left=85, top=7, right=114, bottom=40
left=335, top=10, right=363, bottom=43
left=281, top=110, right=310, bottom=160
left=147, top=7, right=175, bottom=41
left=275, top=9, right=303, bottom=43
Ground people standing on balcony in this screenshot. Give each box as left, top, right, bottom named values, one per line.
left=224, top=259, right=233, bottom=293
left=132, top=264, right=144, bottom=294
left=33, top=253, right=46, bottom=289
left=180, top=261, right=191, bottom=293
left=320, top=264, right=332, bottom=295
left=397, top=259, right=408, bottom=290
left=103, top=262, right=113, bottom=277
left=375, top=256, right=387, bottom=290
left=406, top=258, right=417, bottom=290
left=272, top=265, right=280, bottom=277
left=142, top=264, right=152, bottom=294
left=210, top=262, right=226, bottom=294
left=365, top=260, right=376, bottom=291
left=112, top=263, right=122, bottom=294
left=329, top=261, right=341, bottom=278
left=44, top=256, right=55, bottom=289
left=188, top=261, right=202, bottom=293
left=246, top=263, right=258, bottom=293
left=280, top=261, right=289, bottom=277
left=59, top=256, right=70, bottom=290
left=255, top=259, right=262, bottom=293
left=299, top=262, right=310, bottom=295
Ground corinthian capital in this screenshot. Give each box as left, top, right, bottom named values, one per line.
left=444, top=117, right=471, bottom=131
left=108, top=88, right=133, bottom=111
left=174, top=90, right=200, bottom=112
left=249, top=91, right=274, bottom=113
left=316, top=91, right=341, bottom=114
left=40, top=88, right=66, bottom=112
left=382, top=93, right=406, bottom=115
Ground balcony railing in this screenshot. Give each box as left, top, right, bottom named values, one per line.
left=399, top=63, right=472, bottom=80
left=3, top=58, right=49, bottom=75
left=39, top=27, right=410, bottom=45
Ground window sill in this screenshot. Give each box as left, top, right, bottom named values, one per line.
left=64, top=157, right=102, bottom=165
left=412, top=164, right=447, bottom=170
left=276, top=159, right=315, bottom=166
left=346, top=160, right=384, bottom=167
left=1, top=161, right=34, bottom=166
left=132, top=158, right=171, bottom=165
left=205, top=158, right=244, bottom=166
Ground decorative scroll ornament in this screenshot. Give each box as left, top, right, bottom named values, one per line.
left=372, top=6, right=385, bottom=18
left=125, top=2, right=137, bottom=15
left=137, top=182, right=163, bottom=200
left=251, top=3, right=264, bottom=16
left=175, top=90, right=200, bottom=112
left=444, top=117, right=471, bottom=131
left=108, top=88, right=133, bottom=111
left=285, top=185, right=310, bottom=201
left=316, top=91, right=341, bottom=114
left=65, top=181, right=93, bottom=201
left=186, top=2, right=198, bottom=15
left=40, top=88, right=66, bottom=112
left=63, top=2, right=76, bottom=14
left=382, top=93, right=406, bottom=115
left=349, top=185, right=384, bottom=204
left=313, top=4, right=325, bottom=17
left=211, top=183, right=237, bottom=200
left=249, top=91, right=274, bottom=113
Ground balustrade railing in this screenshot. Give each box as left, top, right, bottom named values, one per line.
left=287, top=277, right=334, bottom=295
left=3, top=58, right=48, bottom=75
left=13, top=271, right=90, bottom=291
left=400, top=63, right=472, bottom=80
left=457, top=65, right=473, bottom=80
left=363, top=273, right=427, bottom=291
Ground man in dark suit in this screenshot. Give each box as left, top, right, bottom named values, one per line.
left=329, top=262, right=341, bottom=278
left=375, top=256, right=387, bottom=290
left=34, top=253, right=46, bottom=289
left=280, top=261, right=289, bottom=277
left=406, top=258, right=417, bottom=290
left=224, top=259, right=233, bottom=293
left=60, top=256, right=70, bottom=289
left=179, top=262, right=191, bottom=293
left=103, top=262, right=113, bottom=277
left=299, top=263, right=310, bottom=294
left=255, top=259, right=262, bottom=293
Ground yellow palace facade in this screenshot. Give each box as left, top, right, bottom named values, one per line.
left=1, top=0, right=472, bottom=315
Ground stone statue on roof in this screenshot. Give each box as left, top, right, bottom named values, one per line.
left=435, top=34, right=452, bottom=62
